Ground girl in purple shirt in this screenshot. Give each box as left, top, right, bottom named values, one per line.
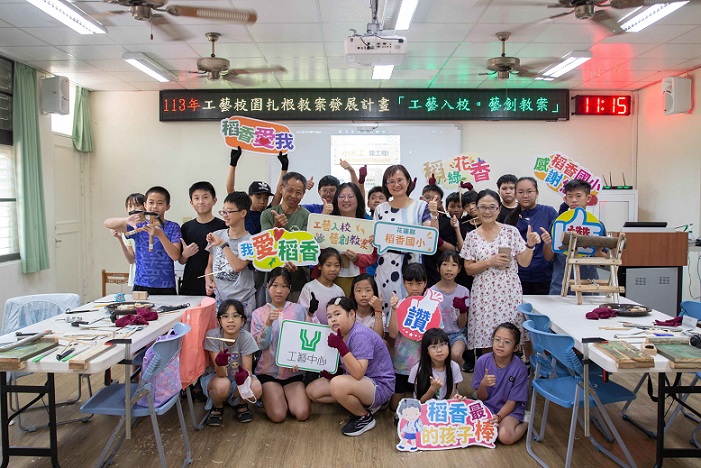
left=472, top=322, right=529, bottom=445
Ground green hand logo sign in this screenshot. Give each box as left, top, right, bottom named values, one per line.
left=299, top=329, right=321, bottom=351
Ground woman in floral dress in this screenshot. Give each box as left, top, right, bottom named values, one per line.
left=459, top=189, right=541, bottom=353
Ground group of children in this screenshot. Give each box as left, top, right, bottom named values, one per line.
left=103, top=152, right=602, bottom=444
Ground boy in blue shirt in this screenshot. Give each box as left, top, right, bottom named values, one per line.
left=105, top=186, right=182, bottom=295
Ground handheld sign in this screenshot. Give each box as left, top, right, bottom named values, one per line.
left=396, top=289, right=443, bottom=341
left=275, top=320, right=339, bottom=373
left=238, top=229, right=320, bottom=271
left=308, top=214, right=375, bottom=254
left=396, top=398, right=497, bottom=452
left=550, top=207, right=604, bottom=255
left=422, top=154, right=492, bottom=188
left=532, top=152, right=602, bottom=200
left=373, top=221, right=438, bottom=256
left=220, top=116, right=295, bottom=155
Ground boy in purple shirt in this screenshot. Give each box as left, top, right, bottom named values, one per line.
left=105, top=186, right=182, bottom=295
left=472, top=322, right=529, bottom=445
left=306, top=296, right=395, bottom=437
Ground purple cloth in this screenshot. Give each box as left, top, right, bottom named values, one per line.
left=343, top=321, right=395, bottom=404
left=472, top=352, right=528, bottom=422
left=129, top=220, right=181, bottom=289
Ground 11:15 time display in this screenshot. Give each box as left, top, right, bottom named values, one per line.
left=573, top=95, right=631, bottom=116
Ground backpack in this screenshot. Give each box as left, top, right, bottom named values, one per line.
left=136, top=328, right=183, bottom=408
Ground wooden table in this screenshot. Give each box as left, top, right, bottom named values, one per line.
left=524, top=295, right=701, bottom=467
left=0, top=295, right=202, bottom=468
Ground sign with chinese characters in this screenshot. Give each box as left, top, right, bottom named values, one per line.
left=276, top=320, right=339, bottom=373
left=423, top=153, right=491, bottom=188
left=238, top=229, right=320, bottom=271
left=396, top=289, right=443, bottom=341
left=396, top=398, right=497, bottom=452
left=220, top=116, right=295, bottom=155
left=551, top=207, right=604, bottom=255
left=160, top=89, right=570, bottom=121
left=533, top=153, right=602, bottom=199
left=308, top=214, right=375, bottom=254
left=373, top=222, right=438, bottom=256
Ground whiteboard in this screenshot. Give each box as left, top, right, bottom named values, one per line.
left=271, top=123, right=461, bottom=205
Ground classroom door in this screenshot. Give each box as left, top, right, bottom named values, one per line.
left=53, top=135, right=84, bottom=298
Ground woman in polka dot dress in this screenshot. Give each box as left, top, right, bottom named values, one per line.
left=373, top=165, right=432, bottom=327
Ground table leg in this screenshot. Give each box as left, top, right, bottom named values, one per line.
left=47, top=374, right=59, bottom=467
left=1, top=371, right=10, bottom=468
left=655, top=372, right=665, bottom=468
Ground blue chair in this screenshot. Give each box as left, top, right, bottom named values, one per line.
left=2, top=293, right=92, bottom=432
left=80, top=323, right=192, bottom=468
left=523, top=320, right=637, bottom=468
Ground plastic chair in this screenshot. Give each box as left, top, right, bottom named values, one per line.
left=2, top=293, right=93, bottom=432
left=80, top=323, right=192, bottom=468
left=523, top=320, right=637, bottom=468
left=179, top=297, right=217, bottom=430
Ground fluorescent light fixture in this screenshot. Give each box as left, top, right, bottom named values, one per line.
left=534, top=77, right=555, bottom=81
left=540, top=51, right=592, bottom=78
left=372, top=65, right=394, bottom=80
left=26, top=0, right=106, bottom=34
left=123, top=53, right=175, bottom=83
left=619, top=2, right=688, bottom=33
left=394, top=0, right=419, bottom=30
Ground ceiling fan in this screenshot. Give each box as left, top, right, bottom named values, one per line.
left=480, top=32, right=545, bottom=80
left=188, top=32, right=287, bottom=84
left=101, top=1, right=257, bottom=40
left=537, top=0, right=693, bottom=35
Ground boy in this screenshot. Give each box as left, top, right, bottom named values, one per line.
left=111, top=193, right=145, bottom=288
left=261, top=172, right=311, bottom=301
left=205, top=192, right=256, bottom=323
left=179, top=182, right=226, bottom=296
left=496, top=174, right=518, bottom=223
left=367, top=186, right=386, bottom=218
left=301, top=175, right=340, bottom=214
left=104, top=186, right=182, bottom=295
left=421, top=184, right=458, bottom=287
left=226, top=146, right=283, bottom=234
left=548, top=179, right=607, bottom=295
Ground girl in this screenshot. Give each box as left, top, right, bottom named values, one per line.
left=298, top=248, right=345, bottom=324
left=472, top=322, right=529, bottom=445
left=374, top=165, right=436, bottom=323
left=409, top=328, right=463, bottom=403
left=429, top=250, right=469, bottom=366
left=251, top=268, right=316, bottom=423
left=388, top=263, right=429, bottom=411
left=505, top=177, right=557, bottom=296
left=350, top=274, right=384, bottom=337
left=202, top=299, right=262, bottom=426
left=306, top=297, right=395, bottom=436
left=330, top=183, right=377, bottom=295
left=459, top=189, right=541, bottom=354
left=111, top=193, right=145, bottom=289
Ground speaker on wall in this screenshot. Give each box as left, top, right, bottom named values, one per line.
left=662, top=76, right=692, bottom=115
left=40, top=76, right=70, bottom=115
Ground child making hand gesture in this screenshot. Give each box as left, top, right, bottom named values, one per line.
left=409, top=328, right=463, bottom=403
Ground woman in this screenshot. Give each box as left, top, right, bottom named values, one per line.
left=373, top=165, right=437, bottom=325
left=459, top=189, right=540, bottom=353
left=506, top=177, right=557, bottom=295
left=329, top=182, right=376, bottom=295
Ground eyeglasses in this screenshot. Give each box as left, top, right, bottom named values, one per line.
left=492, top=337, right=514, bottom=347
left=219, top=313, right=243, bottom=321
left=319, top=188, right=336, bottom=196
left=218, top=209, right=241, bottom=217
left=477, top=205, right=499, bottom=212
left=516, top=190, right=537, bottom=196
left=337, top=194, right=356, bottom=201
left=428, top=342, right=449, bottom=351
left=386, top=178, right=407, bottom=186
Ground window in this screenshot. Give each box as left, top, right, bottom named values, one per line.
left=50, top=83, right=75, bottom=136
left=0, top=146, right=19, bottom=261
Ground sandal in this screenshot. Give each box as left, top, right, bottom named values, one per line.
left=207, top=407, right=224, bottom=427
left=234, top=403, right=254, bottom=423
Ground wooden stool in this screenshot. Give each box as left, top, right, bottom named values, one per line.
left=101, top=269, right=129, bottom=297
left=561, top=232, right=626, bottom=304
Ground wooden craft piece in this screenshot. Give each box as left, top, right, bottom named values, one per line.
left=561, top=232, right=620, bottom=249
left=655, top=343, right=701, bottom=369
left=0, top=339, right=59, bottom=370
left=68, top=343, right=114, bottom=371
left=594, top=341, right=654, bottom=368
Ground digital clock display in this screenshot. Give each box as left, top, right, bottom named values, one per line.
left=573, top=95, right=631, bottom=116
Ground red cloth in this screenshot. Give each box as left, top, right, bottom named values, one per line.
left=114, top=314, right=149, bottom=327
left=585, top=307, right=617, bottom=320
left=136, top=307, right=158, bottom=321
left=654, top=316, right=682, bottom=327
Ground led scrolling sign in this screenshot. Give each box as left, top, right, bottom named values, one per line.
left=160, top=89, right=570, bottom=122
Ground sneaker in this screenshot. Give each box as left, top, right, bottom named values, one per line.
left=206, top=407, right=224, bottom=427
left=342, top=413, right=376, bottom=436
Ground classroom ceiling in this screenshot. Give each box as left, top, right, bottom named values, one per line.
left=1, top=0, right=700, bottom=92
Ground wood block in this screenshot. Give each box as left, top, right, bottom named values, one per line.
left=595, top=341, right=655, bottom=368
left=68, top=343, right=113, bottom=371
left=656, top=343, right=701, bottom=369
left=0, top=339, right=58, bottom=370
